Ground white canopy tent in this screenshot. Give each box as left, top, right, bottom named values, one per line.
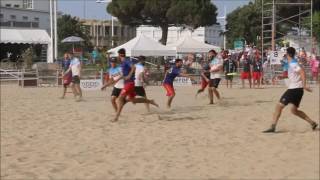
left=167, top=35, right=221, bottom=53
left=0, top=28, right=52, bottom=62
left=108, top=33, right=176, bottom=57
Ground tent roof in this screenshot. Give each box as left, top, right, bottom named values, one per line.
left=167, top=36, right=221, bottom=53
left=108, top=33, right=176, bottom=57
left=0, top=28, right=51, bottom=44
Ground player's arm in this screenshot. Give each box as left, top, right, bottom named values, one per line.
left=124, top=64, right=136, bottom=80
left=179, top=72, right=195, bottom=81
left=299, top=67, right=312, bottom=92
left=200, top=71, right=209, bottom=82
left=101, top=78, right=115, bottom=90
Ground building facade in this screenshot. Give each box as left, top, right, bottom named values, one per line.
left=0, top=0, right=50, bottom=32
left=136, top=25, right=223, bottom=47
left=81, top=19, right=136, bottom=49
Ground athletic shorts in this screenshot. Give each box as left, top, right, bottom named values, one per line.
left=209, top=78, right=221, bottom=88
left=120, top=82, right=136, bottom=99
left=252, top=72, right=262, bottom=80
left=241, top=72, right=251, bottom=79
left=72, top=76, right=80, bottom=84
left=63, top=72, right=72, bottom=87
left=279, top=88, right=304, bottom=107
left=111, top=87, right=122, bottom=97
left=200, top=78, right=209, bottom=90
left=135, top=86, right=146, bottom=97
left=225, top=74, right=233, bottom=80
left=163, top=83, right=175, bottom=96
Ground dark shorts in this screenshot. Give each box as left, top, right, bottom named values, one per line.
left=72, top=76, right=80, bottom=84
left=225, top=74, right=233, bottom=80
left=135, top=86, right=146, bottom=97
left=209, top=78, right=221, bottom=88
left=280, top=88, right=304, bottom=107
left=111, top=87, right=122, bottom=97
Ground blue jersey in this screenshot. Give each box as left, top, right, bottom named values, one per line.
left=62, top=59, right=71, bottom=71
left=121, top=58, right=135, bottom=83
left=163, top=65, right=181, bottom=85
left=108, top=66, right=122, bottom=78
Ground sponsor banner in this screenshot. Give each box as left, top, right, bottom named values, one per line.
left=173, top=77, right=192, bottom=86
left=80, top=79, right=102, bottom=91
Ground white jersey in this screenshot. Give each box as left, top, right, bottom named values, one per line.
left=209, top=57, right=223, bottom=79
left=70, top=57, right=81, bottom=76
left=288, top=59, right=303, bottom=89
left=134, top=63, right=144, bottom=87
left=108, top=66, right=124, bottom=89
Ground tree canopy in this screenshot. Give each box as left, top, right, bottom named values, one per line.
left=57, top=14, right=92, bottom=56
left=107, top=0, right=218, bottom=45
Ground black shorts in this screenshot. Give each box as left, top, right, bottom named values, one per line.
left=135, top=86, right=146, bottom=97
left=225, top=74, right=233, bottom=80
left=111, top=87, right=122, bottom=97
left=209, top=78, right=221, bottom=88
left=72, top=76, right=80, bottom=84
left=279, top=88, right=304, bottom=107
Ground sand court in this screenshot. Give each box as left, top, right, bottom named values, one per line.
left=1, top=85, right=319, bottom=179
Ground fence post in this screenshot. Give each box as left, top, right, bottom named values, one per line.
left=22, top=68, right=25, bottom=88
left=56, top=69, right=59, bottom=86
left=36, top=67, right=39, bottom=87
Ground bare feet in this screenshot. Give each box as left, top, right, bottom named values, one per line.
left=111, top=116, right=119, bottom=122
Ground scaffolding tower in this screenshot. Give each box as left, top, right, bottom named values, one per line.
left=261, top=0, right=313, bottom=54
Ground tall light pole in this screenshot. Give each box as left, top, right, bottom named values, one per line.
left=49, top=0, right=54, bottom=63
left=217, top=6, right=226, bottom=49
left=96, top=0, right=114, bottom=47
left=54, top=0, right=58, bottom=60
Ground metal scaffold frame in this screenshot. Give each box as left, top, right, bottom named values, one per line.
left=261, top=0, right=313, bottom=54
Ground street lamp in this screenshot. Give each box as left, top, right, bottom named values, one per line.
left=96, top=0, right=114, bottom=47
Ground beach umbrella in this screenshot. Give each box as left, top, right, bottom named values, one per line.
left=61, top=36, right=84, bottom=52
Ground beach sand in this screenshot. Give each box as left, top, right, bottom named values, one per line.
left=1, top=84, right=319, bottom=179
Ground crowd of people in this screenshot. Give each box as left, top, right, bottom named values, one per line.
left=59, top=46, right=318, bottom=132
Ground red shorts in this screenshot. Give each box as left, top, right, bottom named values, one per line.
left=253, top=72, right=262, bottom=80
left=312, top=71, right=319, bottom=78
left=241, top=72, right=251, bottom=79
left=163, top=83, right=175, bottom=97
left=282, top=71, right=288, bottom=78
left=120, top=82, right=136, bottom=99
left=63, top=72, right=72, bottom=85
left=200, top=78, right=209, bottom=90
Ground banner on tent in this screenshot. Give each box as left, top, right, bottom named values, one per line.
left=269, top=51, right=284, bottom=65
left=173, top=77, right=192, bottom=86
left=80, top=79, right=102, bottom=90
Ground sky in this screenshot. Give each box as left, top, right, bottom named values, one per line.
left=58, top=0, right=253, bottom=24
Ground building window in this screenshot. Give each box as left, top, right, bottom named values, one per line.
left=0, top=14, right=3, bottom=19
left=10, top=15, right=16, bottom=20
left=5, top=4, right=11, bottom=7
left=23, top=0, right=33, bottom=9
left=14, top=4, right=20, bottom=8
left=23, top=16, right=28, bottom=21
left=114, top=27, right=118, bottom=36
left=34, top=17, right=39, bottom=21
left=105, top=26, right=109, bottom=36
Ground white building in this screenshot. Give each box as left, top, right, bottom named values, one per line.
left=0, top=0, right=50, bottom=32
left=136, top=25, right=223, bottom=47
left=0, top=0, right=52, bottom=62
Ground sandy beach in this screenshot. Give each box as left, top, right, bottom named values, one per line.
left=1, top=84, right=319, bottom=179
